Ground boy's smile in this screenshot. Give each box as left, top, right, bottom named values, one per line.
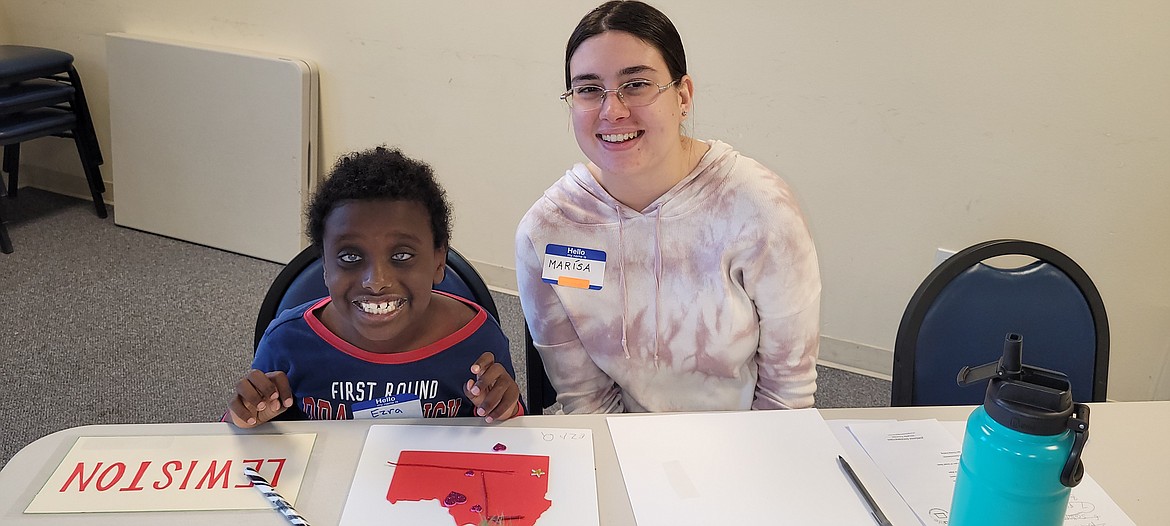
left=318, top=199, right=446, bottom=353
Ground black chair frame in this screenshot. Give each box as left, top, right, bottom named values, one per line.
left=891, top=239, right=1109, bottom=406
left=524, top=325, right=558, bottom=414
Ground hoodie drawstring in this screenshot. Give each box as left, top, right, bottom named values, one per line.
left=617, top=204, right=664, bottom=369
left=653, top=208, right=662, bottom=369
left=618, top=207, right=631, bottom=359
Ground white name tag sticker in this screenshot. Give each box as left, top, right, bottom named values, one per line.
left=541, top=244, right=606, bottom=290
left=351, top=394, right=424, bottom=419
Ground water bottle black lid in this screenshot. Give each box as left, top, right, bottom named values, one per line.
left=983, top=369, right=1073, bottom=435
left=956, top=333, right=1074, bottom=435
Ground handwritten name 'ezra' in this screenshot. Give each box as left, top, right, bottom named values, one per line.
left=59, top=458, right=286, bottom=493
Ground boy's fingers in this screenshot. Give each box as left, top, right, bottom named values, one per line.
left=484, top=386, right=520, bottom=422
left=464, top=378, right=483, bottom=399
left=235, top=377, right=264, bottom=410
left=228, top=398, right=258, bottom=428
left=267, top=371, right=295, bottom=407
left=470, top=352, right=495, bottom=376
left=245, top=369, right=279, bottom=410
left=473, top=364, right=521, bottom=422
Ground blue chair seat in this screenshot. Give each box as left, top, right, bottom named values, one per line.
left=0, top=109, right=76, bottom=144
left=0, top=46, right=74, bottom=83
left=0, top=81, right=76, bottom=115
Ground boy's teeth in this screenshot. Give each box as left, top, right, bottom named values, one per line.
left=358, top=299, right=405, bottom=314
left=601, top=132, right=639, bottom=143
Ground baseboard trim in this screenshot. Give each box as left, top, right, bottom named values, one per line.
left=12, top=167, right=115, bottom=206
left=470, top=257, right=519, bottom=295
left=818, top=336, right=892, bottom=380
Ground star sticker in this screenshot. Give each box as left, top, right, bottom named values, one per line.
left=531, top=468, right=545, bottom=478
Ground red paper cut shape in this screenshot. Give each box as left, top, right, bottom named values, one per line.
left=387, top=450, right=552, bottom=526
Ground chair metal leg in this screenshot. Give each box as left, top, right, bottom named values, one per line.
left=67, top=68, right=105, bottom=179
left=0, top=187, right=12, bottom=254
left=73, top=132, right=107, bottom=218
left=0, top=223, right=12, bottom=254
left=3, top=144, right=18, bottom=198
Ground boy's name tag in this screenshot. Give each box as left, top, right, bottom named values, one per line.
left=351, top=394, right=424, bottom=419
left=542, top=244, right=606, bottom=290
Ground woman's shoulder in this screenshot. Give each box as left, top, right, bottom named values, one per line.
left=518, top=163, right=620, bottom=232
left=695, top=143, right=797, bottom=205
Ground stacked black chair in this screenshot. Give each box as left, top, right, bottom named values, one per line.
left=0, top=45, right=108, bottom=254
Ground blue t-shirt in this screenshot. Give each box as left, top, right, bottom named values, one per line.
left=253, top=291, right=517, bottom=419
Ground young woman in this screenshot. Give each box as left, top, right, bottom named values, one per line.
left=516, top=1, right=822, bottom=413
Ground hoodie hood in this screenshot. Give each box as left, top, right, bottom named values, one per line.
left=545, top=140, right=736, bottom=222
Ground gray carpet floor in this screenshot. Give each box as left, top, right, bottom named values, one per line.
left=0, top=188, right=889, bottom=470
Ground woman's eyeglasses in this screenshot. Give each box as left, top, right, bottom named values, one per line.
left=560, top=79, right=678, bottom=111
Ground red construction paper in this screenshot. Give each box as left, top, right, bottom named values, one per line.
left=387, top=450, right=552, bottom=526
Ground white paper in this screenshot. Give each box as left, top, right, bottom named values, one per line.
left=26, top=433, right=316, bottom=514
left=847, top=419, right=960, bottom=525
left=339, top=425, right=598, bottom=526
left=845, top=420, right=1136, bottom=526
left=828, top=420, right=922, bottom=526
left=606, top=409, right=874, bottom=526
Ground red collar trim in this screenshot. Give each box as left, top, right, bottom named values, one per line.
left=302, top=291, right=487, bottom=364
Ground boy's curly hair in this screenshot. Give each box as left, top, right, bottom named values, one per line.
left=307, top=146, right=452, bottom=250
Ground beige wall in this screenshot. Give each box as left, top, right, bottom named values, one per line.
left=5, top=1, right=1168, bottom=401
left=0, top=7, right=10, bottom=42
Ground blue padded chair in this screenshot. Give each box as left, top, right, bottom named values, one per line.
left=891, top=239, right=1109, bottom=406
left=254, top=244, right=499, bottom=348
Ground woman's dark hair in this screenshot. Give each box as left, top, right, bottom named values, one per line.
left=564, top=1, right=687, bottom=89
left=307, top=146, right=451, bottom=250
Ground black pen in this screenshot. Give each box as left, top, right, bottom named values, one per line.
left=838, top=455, right=894, bottom=526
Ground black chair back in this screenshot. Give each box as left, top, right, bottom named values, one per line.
left=892, top=239, right=1109, bottom=406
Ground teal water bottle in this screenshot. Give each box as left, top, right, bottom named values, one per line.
left=949, top=333, right=1090, bottom=526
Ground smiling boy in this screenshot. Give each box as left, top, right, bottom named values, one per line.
left=229, top=147, right=521, bottom=426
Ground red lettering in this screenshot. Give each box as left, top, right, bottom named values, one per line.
left=154, top=460, right=182, bottom=490
left=96, top=462, right=126, bottom=491
left=422, top=399, right=462, bottom=418
left=179, top=460, right=198, bottom=489
left=267, top=458, right=287, bottom=487
left=316, top=399, right=332, bottom=420
left=336, top=403, right=348, bottom=420
left=195, top=460, right=232, bottom=489
left=119, top=461, right=151, bottom=492
left=302, top=397, right=316, bottom=419
left=59, top=462, right=102, bottom=492
left=236, top=459, right=264, bottom=488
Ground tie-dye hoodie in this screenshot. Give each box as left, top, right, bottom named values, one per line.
left=515, top=140, right=821, bottom=413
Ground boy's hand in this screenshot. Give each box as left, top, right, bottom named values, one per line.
left=465, top=352, right=521, bottom=423
left=228, top=369, right=294, bottom=428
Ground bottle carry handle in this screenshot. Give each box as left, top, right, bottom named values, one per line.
left=1060, top=403, right=1090, bottom=488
